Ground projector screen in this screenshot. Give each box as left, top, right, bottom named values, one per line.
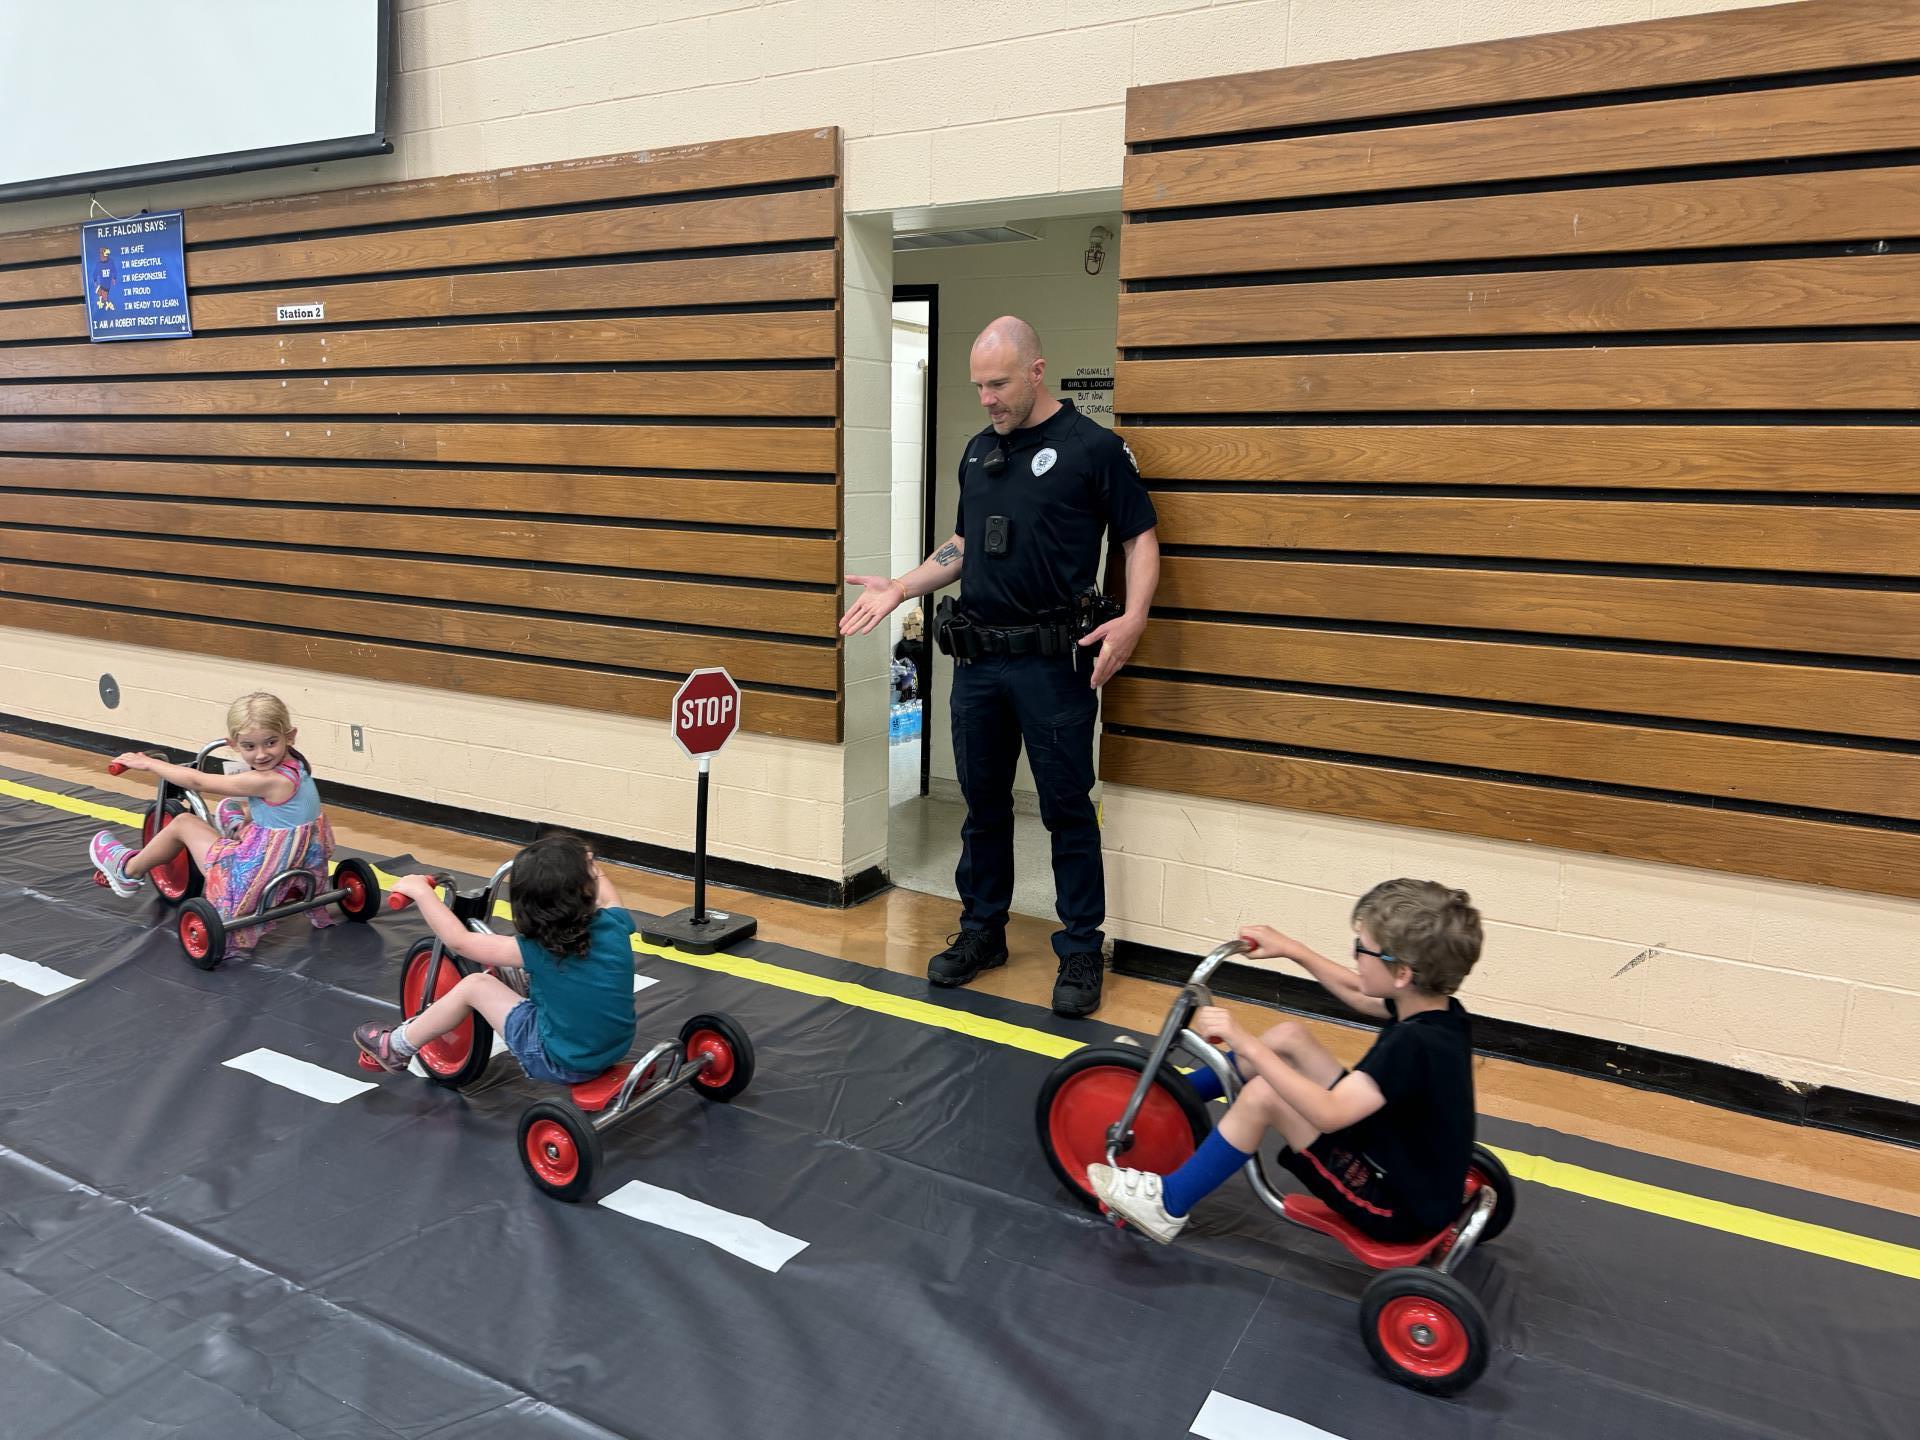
left=0, top=0, right=391, bottom=202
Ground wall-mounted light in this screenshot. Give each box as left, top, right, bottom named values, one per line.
left=1085, top=225, right=1111, bottom=276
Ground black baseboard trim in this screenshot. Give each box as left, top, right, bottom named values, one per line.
left=1111, top=938, right=1920, bottom=1152
left=1, top=711, right=891, bottom=911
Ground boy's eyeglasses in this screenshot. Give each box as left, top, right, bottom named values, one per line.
left=1353, top=938, right=1401, bottom=967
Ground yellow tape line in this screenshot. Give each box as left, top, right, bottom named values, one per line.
left=9, top=774, right=1917, bottom=1280
left=0, top=776, right=143, bottom=828
left=472, top=891, right=1076, bottom=1060
left=1486, top=1145, right=1920, bottom=1282
left=629, top=935, right=1081, bottom=1060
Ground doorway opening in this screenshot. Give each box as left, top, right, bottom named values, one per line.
left=880, top=211, right=1124, bottom=923
left=887, top=288, right=935, bottom=810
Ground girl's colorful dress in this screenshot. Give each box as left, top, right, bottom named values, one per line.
left=202, top=755, right=336, bottom=951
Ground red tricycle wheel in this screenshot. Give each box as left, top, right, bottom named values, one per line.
left=678, top=1011, right=754, bottom=1101
left=1359, top=1269, right=1490, bottom=1395
left=142, top=802, right=202, bottom=903
left=525, top=1120, right=580, bottom=1186
left=686, top=1031, right=734, bottom=1087
left=1035, top=1047, right=1212, bottom=1209
left=398, top=939, right=492, bottom=1088
left=176, top=898, right=226, bottom=970
left=332, top=858, right=381, bottom=923
left=516, top=1100, right=602, bottom=1202
left=1377, top=1296, right=1471, bottom=1377
left=1462, top=1143, right=1516, bottom=1244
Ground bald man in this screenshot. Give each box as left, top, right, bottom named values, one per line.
left=841, top=316, right=1160, bottom=1017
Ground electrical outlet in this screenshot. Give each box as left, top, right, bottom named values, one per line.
left=350, top=725, right=364, bottom=753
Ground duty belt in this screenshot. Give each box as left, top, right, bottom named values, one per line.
left=933, top=596, right=1076, bottom=664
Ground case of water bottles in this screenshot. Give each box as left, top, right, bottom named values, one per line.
left=888, top=701, right=921, bottom=744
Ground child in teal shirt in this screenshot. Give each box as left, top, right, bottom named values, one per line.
left=355, top=832, right=636, bottom=1083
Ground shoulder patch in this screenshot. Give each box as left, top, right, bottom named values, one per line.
left=1121, top=439, right=1139, bottom=471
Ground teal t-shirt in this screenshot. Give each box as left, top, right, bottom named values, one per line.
left=515, top=907, right=638, bottom=1075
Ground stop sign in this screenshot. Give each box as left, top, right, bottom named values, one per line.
left=669, top=667, right=742, bottom=759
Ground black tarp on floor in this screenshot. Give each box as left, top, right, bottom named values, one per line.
left=2, top=765, right=1918, bottom=1438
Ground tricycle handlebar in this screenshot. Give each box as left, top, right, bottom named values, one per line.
left=1191, top=937, right=1256, bottom=988
left=386, top=873, right=456, bottom=910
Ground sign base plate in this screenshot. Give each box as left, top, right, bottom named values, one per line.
left=640, top=906, right=757, bottom=956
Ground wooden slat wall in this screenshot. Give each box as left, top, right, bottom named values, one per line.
left=0, top=129, right=843, bottom=742
left=1110, top=0, right=1920, bottom=899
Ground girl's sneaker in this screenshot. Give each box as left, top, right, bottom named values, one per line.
left=89, top=832, right=141, bottom=898
left=213, top=798, right=250, bottom=839
left=353, top=1022, right=413, bottom=1073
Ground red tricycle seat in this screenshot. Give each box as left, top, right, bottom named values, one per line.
left=1282, top=1194, right=1448, bottom=1269
left=567, top=1063, right=633, bottom=1113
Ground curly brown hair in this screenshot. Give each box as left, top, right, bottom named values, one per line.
left=509, top=832, right=598, bottom=961
left=1352, top=878, right=1482, bottom=997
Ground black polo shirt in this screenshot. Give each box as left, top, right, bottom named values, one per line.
left=952, top=400, right=1157, bottom=626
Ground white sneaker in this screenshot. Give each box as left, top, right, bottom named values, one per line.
left=1088, top=1163, right=1189, bottom=1244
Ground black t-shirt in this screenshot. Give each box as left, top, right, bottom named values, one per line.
left=1346, top=998, right=1475, bottom=1232
left=953, top=400, right=1157, bottom=626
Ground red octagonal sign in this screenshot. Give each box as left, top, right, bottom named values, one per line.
left=670, top=667, right=742, bottom=759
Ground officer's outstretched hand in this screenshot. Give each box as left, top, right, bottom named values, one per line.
left=1080, top=612, right=1147, bottom=689
left=840, top=574, right=906, bottom=637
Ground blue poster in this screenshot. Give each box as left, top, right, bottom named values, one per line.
left=80, top=210, right=191, bottom=342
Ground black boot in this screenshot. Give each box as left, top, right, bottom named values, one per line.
left=1052, top=950, right=1104, bottom=1018
left=927, top=929, right=1008, bottom=988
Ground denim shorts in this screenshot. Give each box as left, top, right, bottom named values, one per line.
left=502, top=1000, right=599, bottom=1085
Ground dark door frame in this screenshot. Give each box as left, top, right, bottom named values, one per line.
left=894, top=283, right=938, bottom=798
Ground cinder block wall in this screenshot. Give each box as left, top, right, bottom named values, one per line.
left=17, top=0, right=1899, bottom=1116
left=0, top=1, right=1781, bottom=227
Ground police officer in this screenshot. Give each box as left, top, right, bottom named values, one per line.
left=841, top=317, right=1159, bottom=1017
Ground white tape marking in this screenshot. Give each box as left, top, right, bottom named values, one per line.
left=598, top=1180, right=808, bottom=1274
left=223, top=1048, right=376, bottom=1104
left=633, top=973, right=657, bottom=993
left=0, top=953, right=81, bottom=996
left=1190, top=1392, right=1349, bottom=1440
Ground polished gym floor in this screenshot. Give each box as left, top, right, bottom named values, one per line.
left=1, top=732, right=1916, bottom=1438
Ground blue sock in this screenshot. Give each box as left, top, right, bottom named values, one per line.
left=1183, top=1051, right=1236, bottom=1103
left=1162, top=1127, right=1254, bottom=1217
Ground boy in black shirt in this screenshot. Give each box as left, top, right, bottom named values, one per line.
left=1091, top=879, right=1482, bottom=1244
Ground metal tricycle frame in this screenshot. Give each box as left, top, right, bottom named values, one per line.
left=1063, top=936, right=1513, bottom=1394
left=385, top=862, right=756, bottom=1201
left=1104, top=938, right=1499, bottom=1276
left=105, top=744, right=382, bottom=966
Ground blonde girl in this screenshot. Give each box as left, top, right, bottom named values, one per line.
left=90, top=692, right=338, bottom=952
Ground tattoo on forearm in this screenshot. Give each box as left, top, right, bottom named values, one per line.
left=933, top=542, right=961, bottom=566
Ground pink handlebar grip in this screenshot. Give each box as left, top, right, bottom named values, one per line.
left=387, top=893, right=413, bottom=911
left=107, top=761, right=128, bottom=776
